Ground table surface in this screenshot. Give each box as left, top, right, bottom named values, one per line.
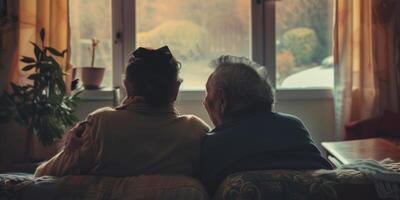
left=322, top=138, right=400, bottom=165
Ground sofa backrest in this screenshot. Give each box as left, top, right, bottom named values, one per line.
left=214, top=169, right=384, bottom=200
left=0, top=174, right=209, bottom=200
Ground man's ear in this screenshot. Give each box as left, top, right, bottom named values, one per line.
left=216, top=88, right=227, bottom=115
left=171, top=80, right=181, bottom=102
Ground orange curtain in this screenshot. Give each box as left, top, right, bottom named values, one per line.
left=2, top=0, right=70, bottom=92
left=0, top=0, right=70, bottom=169
left=334, top=0, right=400, bottom=138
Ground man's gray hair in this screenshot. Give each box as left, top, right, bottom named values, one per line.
left=209, top=55, right=275, bottom=111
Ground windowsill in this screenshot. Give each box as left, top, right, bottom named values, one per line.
left=72, top=88, right=333, bottom=103
left=177, top=89, right=333, bottom=101
left=72, top=87, right=120, bottom=101
left=275, top=88, right=333, bottom=100
left=177, top=90, right=206, bottom=101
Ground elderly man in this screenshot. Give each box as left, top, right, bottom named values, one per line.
left=200, top=55, right=332, bottom=194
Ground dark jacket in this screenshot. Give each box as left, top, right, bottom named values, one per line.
left=199, top=110, right=332, bottom=195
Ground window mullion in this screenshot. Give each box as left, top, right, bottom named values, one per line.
left=122, top=0, right=136, bottom=60
left=112, top=0, right=136, bottom=99
left=251, top=0, right=264, bottom=67
left=252, top=0, right=276, bottom=88
left=112, top=0, right=124, bottom=89
left=263, top=1, right=276, bottom=88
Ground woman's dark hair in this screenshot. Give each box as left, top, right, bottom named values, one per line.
left=125, top=46, right=180, bottom=106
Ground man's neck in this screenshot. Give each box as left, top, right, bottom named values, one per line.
left=218, top=102, right=271, bottom=128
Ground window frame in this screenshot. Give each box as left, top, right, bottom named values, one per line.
left=104, top=0, right=333, bottom=101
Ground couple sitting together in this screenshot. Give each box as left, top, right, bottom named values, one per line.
left=34, top=46, right=332, bottom=194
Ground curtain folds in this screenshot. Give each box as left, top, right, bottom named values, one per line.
left=0, top=0, right=70, bottom=167
left=334, top=0, right=400, bottom=139
left=9, top=0, right=71, bottom=91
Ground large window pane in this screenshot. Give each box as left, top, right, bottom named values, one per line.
left=69, top=0, right=113, bottom=88
left=276, top=0, right=334, bottom=89
left=136, top=0, right=251, bottom=90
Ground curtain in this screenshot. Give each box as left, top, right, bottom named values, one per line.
left=0, top=0, right=70, bottom=168
left=6, top=0, right=71, bottom=91
left=334, top=0, right=400, bottom=139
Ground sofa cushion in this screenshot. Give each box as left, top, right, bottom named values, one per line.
left=214, top=170, right=388, bottom=200
left=0, top=173, right=208, bottom=200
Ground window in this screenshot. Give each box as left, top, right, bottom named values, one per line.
left=69, top=0, right=113, bottom=88
left=136, top=0, right=251, bottom=90
left=275, top=0, right=334, bottom=89
left=69, top=0, right=334, bottom=94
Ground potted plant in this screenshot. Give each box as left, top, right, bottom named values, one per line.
left=0, top=28, right=80, bottom=158
left=80, top=38, right=105, bottom=89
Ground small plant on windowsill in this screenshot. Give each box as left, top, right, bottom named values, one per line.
left=80, top=38, right=105, bottom=90
left=0, top=28, right=81, bottom=150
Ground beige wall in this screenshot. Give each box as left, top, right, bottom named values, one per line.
left=75, top=97, right=336, bottom=152
left=176, top=98, right=336, bottom=151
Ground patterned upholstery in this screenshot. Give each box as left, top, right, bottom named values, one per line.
left=0, top=170, right=394, bottom=200
left=213, top=170, right=387, bottom=200
left=0, top=173, right=208, bottom=200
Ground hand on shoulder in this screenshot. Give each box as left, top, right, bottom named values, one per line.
left=63, top=122, right=86, bottom=152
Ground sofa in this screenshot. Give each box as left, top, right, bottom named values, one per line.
left=1, top=168, right=397, bottom=200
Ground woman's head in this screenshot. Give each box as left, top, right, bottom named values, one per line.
left=124, top=46, right=181, bottom=106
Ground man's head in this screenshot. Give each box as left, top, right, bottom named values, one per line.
left=124, top=46, right=181, bottom=106
left=203, top=55, right=275, bottom=126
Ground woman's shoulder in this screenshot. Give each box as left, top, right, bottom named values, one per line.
left=89, top=107, right=116, bottom=116
left=84, top=107, right=116, bottom=121
left=177, top=115, right=211, bottom=133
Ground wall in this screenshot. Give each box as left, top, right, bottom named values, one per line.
left=75, top=95, right=336, bottom=152
left=176, top=98, right=336, bottom=151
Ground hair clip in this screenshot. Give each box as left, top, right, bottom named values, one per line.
left=132, top=46, right=173, bottom=62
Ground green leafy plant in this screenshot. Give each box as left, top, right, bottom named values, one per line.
left=282, top=28, right=319, bottom=66
left=0, top=28, right=80, bottom=146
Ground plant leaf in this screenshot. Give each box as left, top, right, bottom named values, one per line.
left=31, top=42, right=43, bottom=61
left=46, top=47, right=64, bottom=57
left=40, top=28, right=45, bottom=42
left=22, top=64, right=36, bottom=71
left=71, top=90, right=82, bottom=99
left=20, top=56, right=36, bottom=63
left=37, top=63, right=54, bottom=70
left=47, top=56, right=61, bottom=69
left=28, top=74, right=40, bottom=80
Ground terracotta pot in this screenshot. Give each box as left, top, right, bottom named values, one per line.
left=80, top=67, right=105, bottom=89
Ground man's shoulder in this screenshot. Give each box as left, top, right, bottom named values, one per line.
left=271, top=112, right=305, bottom=126
left=205, top=112, right=306, bottom=138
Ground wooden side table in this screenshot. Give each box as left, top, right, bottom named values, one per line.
left=322, top=138, right=400, bottom=168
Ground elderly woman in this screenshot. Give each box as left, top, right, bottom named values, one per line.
left=35, top=46, right=209, bottom=177
left=200, top=55, right=332, bottom=194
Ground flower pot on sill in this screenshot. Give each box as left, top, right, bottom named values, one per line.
left=80, top=67, right=105, bottom=90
